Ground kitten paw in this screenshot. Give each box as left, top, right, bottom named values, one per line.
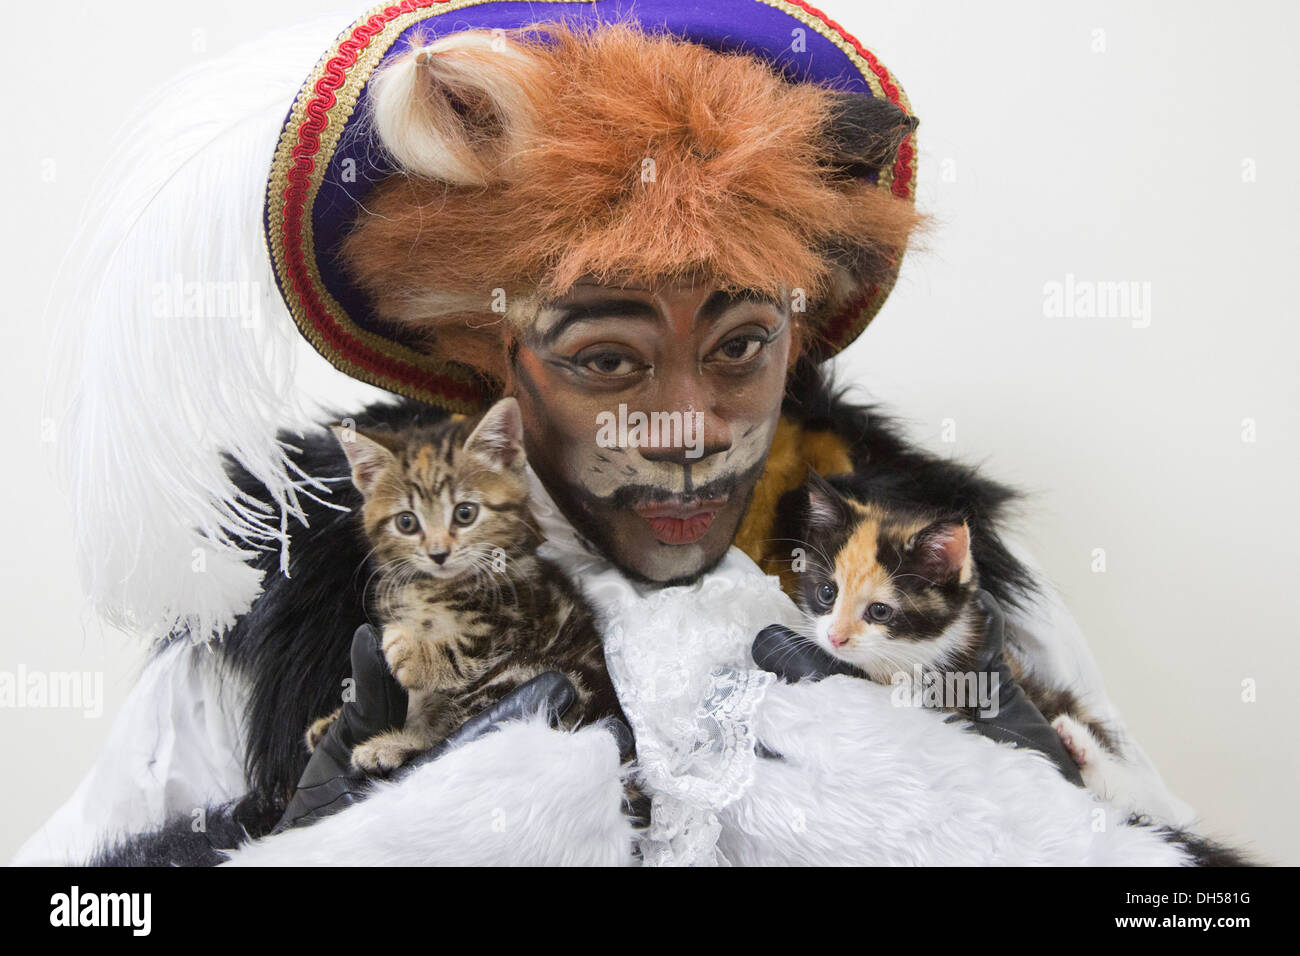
left=1052, top=714, right=1094, bottom=769
left=381, top=624, right=433, bottom=689
left=351, top=734, right=419, bottom=775
left=305, top=709, right=340, bottom=752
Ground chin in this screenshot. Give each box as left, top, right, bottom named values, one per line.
left=811, top=625, right=871, bottom=674
left=611, top=542, right=730, bottom=587
left=812, top=635, right=847, bottom=664
left=420, top=563, right=460, bottom=580
left=839, top=647, right=897, bottom=683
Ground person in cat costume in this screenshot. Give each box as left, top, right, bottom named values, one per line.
left=19, top=0, right=1241, bottom=866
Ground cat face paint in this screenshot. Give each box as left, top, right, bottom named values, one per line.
left=511, top=282, right=792, bottom=584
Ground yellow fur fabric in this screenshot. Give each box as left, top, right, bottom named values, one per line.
left=734, top=417, right=853, bottom=589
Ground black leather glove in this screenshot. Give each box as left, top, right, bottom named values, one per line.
left=963, top=590, right=1084, bottom=785
left=752, top=623, right=860, bottom=682
left=752, top=590, right=1084, bottom=786
left=273, top=624, right=581, bottom=832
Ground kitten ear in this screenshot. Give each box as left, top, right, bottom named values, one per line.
left=331, top=425, right=397, bottom=497
left=907, top=518, right=973, bottom=584
left=803, top=470, right=849, bottom=528
left=464, top=397, right=524, bottom=471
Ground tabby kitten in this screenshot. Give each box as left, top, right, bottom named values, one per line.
left=308, top=397, right=624, bottom=774
left=780, top=472, right=1126, bottom=799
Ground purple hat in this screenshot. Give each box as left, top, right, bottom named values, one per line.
left=264, top=0, right=917, bottom=410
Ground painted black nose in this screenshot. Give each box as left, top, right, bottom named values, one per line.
left=429, top=551, right=449, bottom=565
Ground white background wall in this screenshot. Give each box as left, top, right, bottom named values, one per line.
left=2, top=0, right=1296, bottom=864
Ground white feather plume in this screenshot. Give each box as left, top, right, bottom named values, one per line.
left=43, top=13, right=387, bottom=645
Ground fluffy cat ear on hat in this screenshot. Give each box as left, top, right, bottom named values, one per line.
left=812, top=92, right=923, bottom=328
left=822, top=92, right=919, bottom=181
left=464, top=397, right=525, bottom=472
left=370, top=30, right=547, bottom=186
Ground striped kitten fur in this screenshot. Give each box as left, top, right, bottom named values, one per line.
left=307, top=397, right=623, bottom=774
left=780, top=471, right=1122, bottom=790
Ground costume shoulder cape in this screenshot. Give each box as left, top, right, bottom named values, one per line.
left=98, top=365, right=1243, bottom=867
left=177, top=362, right=1032, bottom=811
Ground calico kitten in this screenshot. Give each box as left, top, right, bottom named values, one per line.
left=307, top=397, right=624, bottom=774
left=779, top=471, right=1128, bottom=800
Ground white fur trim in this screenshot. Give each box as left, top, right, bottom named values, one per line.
left=1001, top=539, right=1198, bottom=828
left=223, top=718, right=636, bottom=866
left=718, top=676, right=1191, bottom=865
left=10, top=643, right=247, bottom=865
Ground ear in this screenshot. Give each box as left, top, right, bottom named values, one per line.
left=907, top=518, right=972, bottom=584
left=803, top=470, right=850, bottom=529
left=331, top=425, right=397, bottom=497
left=369, top=30, right=546, bottom=186
left=464, top=397, right=524, bottom=471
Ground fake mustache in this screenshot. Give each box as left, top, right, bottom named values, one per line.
left=592, top=457, right=765, bottom=511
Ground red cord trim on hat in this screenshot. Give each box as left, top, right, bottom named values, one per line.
left=785, top=0, right=913, bottom=350
left=785, top=0, right=915, bottom=198
left=279, top=0, right=483, bottom=406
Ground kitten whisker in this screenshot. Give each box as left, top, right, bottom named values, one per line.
left=892, top=572, right=940, bottom=588
left=760, top=536, right=837, bottom=575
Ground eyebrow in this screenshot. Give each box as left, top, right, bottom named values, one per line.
left=534, top=289, right=787, bottom=347
left=696, top=289, right=787, bottom=325
left=534, top=299, right=660, bottom=347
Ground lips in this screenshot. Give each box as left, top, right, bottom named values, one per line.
left=633, top=497, right=728, bottom=545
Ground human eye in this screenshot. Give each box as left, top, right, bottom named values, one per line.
left=571, top=344, right=649, bottom=381
left=706, top=325, right=772, bottom=368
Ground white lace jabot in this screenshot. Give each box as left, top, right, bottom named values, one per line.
left=526, top=468, right=805, bottom=866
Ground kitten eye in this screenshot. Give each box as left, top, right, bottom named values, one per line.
left=452, top=502, right=479, bottom=526
left=815, top=582, right=837, bottom=608
left=394, top=512, right=419, bottom=535
left=866, top=602, right=895, bottom=624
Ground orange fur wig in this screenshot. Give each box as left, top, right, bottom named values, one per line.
left=341, top=22, right=922, bottom=378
